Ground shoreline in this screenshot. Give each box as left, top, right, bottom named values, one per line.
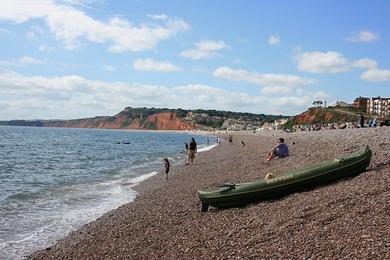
left=30, top=127, right=390, bottom=259
left=0, top=127, right=215, bottom=260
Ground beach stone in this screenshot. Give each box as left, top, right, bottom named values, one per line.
left=29, top=127, right=390, bottom=259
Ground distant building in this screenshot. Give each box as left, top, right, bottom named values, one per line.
left=260, top=122, right=273, bottom=130
left=353, top=97, right=368, bottom=110
left=367, top=97, right=390, bottom=116
left=334, top=101, right=353, bottom=108
left=273, top=119, right=288, bottom=129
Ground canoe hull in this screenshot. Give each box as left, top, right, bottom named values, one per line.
left=198, top=146, right=372, bottom=210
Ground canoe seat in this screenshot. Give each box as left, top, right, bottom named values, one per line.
left=216, top=184, right=236, bottom=192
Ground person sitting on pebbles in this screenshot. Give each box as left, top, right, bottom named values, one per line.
left=267, top=138, right=289, bottom=161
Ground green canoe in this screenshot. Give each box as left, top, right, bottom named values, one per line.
left=198, top=146, right=372, bottom=212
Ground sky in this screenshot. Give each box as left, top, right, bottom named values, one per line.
left=0, top=0, right=389, bottom=120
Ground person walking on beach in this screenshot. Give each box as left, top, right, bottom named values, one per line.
left=360, top=114, right=365, bottom=128
left=186, top=138, right=197, bottom=165
left=163, top=158, right=170, bottom=179
left=267, top=138, right=289, bottom=161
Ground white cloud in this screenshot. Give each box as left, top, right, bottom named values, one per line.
left=0, top=56, right=45, bottom=66
left=295, top=50, right=378, bottom=74
left=0, top=0, right=189, bottom=52
left=361, top=68, right=390, bottom=82
left=196, top=40, right=228, bottom=51
left=18, top=56, right=44, bottom=64
left=0, top=69, right=330, bottom=119
left=133, top=58, right=181, bottom=72
left=271, top=91, right=328, bottom=108
left=346, top=30, right=379, bottom=43
left=213, top=67, right=315, bottom=87
left=102, top=65, right=115, bottom=72
left=59, top=0, right=102, bottom=8
left=351, top=58, right=378, bottom=69
left=268, top=34, right=280, bottom=45
left=180, top=49, right=212, bottom=60
left=147, top=14, right=168, bottom=20
left=180, top=40, right=229, bottom=60
left=296, top=51, right=349, bottom=73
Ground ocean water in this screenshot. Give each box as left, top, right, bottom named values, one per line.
left=0, top=126, right=216, bottom=259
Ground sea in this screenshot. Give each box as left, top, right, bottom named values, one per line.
left=0, top=126, right=217, bottom=259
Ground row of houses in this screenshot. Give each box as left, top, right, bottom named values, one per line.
left=184, top=111, right=289, bottom=131
left=184, top=112, right=264, bottom=131
left=354, top=96, right=390, bottom=116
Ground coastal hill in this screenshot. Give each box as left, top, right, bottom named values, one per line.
left=0, top=107, right=287, bottom=131
left=283, top=106, right=369, bottom=127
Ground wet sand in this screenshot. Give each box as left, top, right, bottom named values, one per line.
left=30, top=127, right=390, bottom=259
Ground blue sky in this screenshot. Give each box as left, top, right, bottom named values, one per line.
left=0, top=0, right=389, bottom=120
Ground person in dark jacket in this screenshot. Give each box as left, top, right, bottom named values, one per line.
left=186, top=138, right=197, bottom=165
left=163, top=158, right=170, bottom=179
left=360, top=114, right=365, bottom=128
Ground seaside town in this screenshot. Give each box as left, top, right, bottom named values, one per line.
left=185, top=96, right=390, bottom=131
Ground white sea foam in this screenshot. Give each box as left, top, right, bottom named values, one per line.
left=129, top=171, right=158, bottom=183
left=0, top=170, right=161, bottom=260
left=197, top=143, right=218, bottom=152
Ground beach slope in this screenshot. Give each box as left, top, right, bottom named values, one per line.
left=30, top=127, right=390, bottom=259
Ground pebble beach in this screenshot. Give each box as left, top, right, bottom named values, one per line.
left=30, top=127, right=390, bottom=259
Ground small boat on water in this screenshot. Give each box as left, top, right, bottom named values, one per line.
left=198, top=146, right=372, bottom=212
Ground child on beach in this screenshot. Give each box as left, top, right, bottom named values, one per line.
left=267, top=138, right=289, bottom=161
left=163, top=158, right=170, bottom=179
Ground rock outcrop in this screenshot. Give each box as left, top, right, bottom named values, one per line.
left=145, top=112, right=193, bottom=130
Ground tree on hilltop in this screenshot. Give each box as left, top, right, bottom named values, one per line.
left=312, top=100, right=323, bottom=108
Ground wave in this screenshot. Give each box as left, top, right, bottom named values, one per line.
left=120, top=171, right=158, bottom=186
left=197, top=143, right=218, bottom=152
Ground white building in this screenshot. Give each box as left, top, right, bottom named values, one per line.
left=367, top=97, right=390, bottom=116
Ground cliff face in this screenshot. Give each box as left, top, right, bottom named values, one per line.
left=145, top=112, right=193, bottom=130
left=42, top=112, right=194, bottom=130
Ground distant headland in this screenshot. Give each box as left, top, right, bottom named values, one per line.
left=1, top=96, right=389, bottom=131
left=0, top=107, right=287, bottom=131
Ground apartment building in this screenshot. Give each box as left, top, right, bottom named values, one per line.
left=367, top=97, right=390, bottom=116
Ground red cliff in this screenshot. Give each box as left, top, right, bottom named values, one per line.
left=145, top=112, right=193, bottom=130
